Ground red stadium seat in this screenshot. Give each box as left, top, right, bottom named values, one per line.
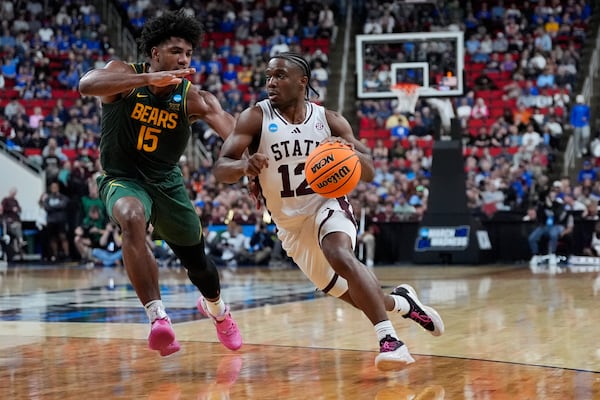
left=24, top=148, right=42, bottom=157
left=62, top=148, right=77, bottom=160
left=360, top=128, right=376, bottom=139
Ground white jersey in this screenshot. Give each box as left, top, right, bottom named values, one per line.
left=256, top=99, right=331, bottom=228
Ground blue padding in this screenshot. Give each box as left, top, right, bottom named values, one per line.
left=207, top=224, right=275, bottom=237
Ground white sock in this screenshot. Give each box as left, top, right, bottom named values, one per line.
left=392, top=294, right=410, bottom=315
left=374, top=320, right=397, bottom=342
left=144, top=299, right=167, bottom=322
left=204, top=297, right=227, bottom=320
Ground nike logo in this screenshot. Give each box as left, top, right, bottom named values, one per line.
left=136, top=93, right=148, bottom=98
left=109, top=181, right=126, bottom=188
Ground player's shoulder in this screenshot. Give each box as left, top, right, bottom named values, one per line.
left=232, top=104, right=263, bottom=135
left=323, top=107, right=348, bottom=127
left=104, top=59, right=137, bottom=72
left=186, top=86, right=221, bottom=112
left=240, top=102, right=265, bottom=119
left=235, top=104, right=262, bottom=126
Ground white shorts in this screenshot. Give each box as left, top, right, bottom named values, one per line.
left=277, top=197, right=357, bottom=298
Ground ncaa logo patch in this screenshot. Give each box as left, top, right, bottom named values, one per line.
left=315, top=122, right=324, bottom=130
left=173, top=94, right=182, bottom=103
left=268, top=123, right=278, bottom=132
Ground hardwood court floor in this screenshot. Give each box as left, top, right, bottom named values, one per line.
left=1, top=263, right=599, bottom=399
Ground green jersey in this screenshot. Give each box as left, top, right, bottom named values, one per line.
left=99, top=63, right=192, bottom=182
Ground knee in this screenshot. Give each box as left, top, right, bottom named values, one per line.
left=527, top=234, right=535, bottom=243
left=112, top=198, right=146, bottom=233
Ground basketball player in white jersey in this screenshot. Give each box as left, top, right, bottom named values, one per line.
left=213, top=52, right=444, bottom=371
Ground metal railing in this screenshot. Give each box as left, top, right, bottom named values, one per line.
left=94, top=0, right=138, bottom=62
left=187, top=135, right=212, bottom=170
left=563, top=27, right=600, bottom=176
left=0, top=141, right=43, bottom=174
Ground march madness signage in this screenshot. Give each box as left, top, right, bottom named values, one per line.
left=415, top=226, right=470, bottom=252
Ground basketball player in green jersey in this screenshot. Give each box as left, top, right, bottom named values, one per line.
left=79, top=10, right=241, bottom=356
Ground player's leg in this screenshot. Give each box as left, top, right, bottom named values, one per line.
left=280, top=200, right=411, bottom=370
left=166, top=240, right=242, bottom=351
left=106, top=189, right=158, bottom=304
left=312, top=202, right=442, bottom=334
left=320, top=202, right=442, bottom=358
left=337, top=284, right=444, bottom=336
left=319, top=229, right=414, bottom=371
left=99, top=176, right=179, bottom=356
left=154, top=177, right=241, bottom=351
left=322, top=231, right=388, bottom=324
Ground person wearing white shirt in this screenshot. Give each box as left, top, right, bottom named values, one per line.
left=479, top=34, right=494, bottom=56
left=363, top=17, right=383, bottom=34
left=311, top=60, right=329, bottom=86
left=563, top=193, right=588, bottom=216
left=456, top=97, right=473, bottom=120
left=529, top=51, right=547, bottom=72
left=521, top=123, right=543, bottom=153
left=38, top=22, right=54, bottom=43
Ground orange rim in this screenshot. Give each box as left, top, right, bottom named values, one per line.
left=391, top=83, right=420, bottom=94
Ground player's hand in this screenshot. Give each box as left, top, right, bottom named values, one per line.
left=320, top=136, right=354, bottom=150
left=244, top=153, right=269, bottom=177
left=147, top=68, right=196, bottom=87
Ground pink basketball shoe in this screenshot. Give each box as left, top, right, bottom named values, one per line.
left=197, top=296, right=242, bottom=351
left=148, top=317, right=181, bottom=356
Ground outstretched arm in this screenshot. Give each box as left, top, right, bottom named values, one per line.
left=79, top=60, right=195, bottom=103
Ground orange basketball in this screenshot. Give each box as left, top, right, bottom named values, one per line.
left=305, top=141, right=362, bottom=198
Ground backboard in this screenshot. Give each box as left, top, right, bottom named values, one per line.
left=356, top=31, right=464, bottom=99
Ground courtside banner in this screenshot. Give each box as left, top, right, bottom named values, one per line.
left=415, top=226, right=470, bottom=252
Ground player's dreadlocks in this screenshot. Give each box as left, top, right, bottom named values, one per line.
left=138, top=10, right=204, bottom=57
left=272, top=52, right=320, bottom=100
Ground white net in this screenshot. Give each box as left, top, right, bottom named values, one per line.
left=391, top=83, right=420, bottom=114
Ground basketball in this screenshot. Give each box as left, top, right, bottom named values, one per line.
left=304, top=141, right=362, bottom=198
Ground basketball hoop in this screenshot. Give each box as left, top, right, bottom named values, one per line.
left=391, top=83, right=421, bottom=114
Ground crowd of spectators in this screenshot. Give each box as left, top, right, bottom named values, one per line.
left=354, top=0, right=596, bottom=232
left=0, top=0, right=598, bottom=265
left=0, top=0, right=339, bottom=264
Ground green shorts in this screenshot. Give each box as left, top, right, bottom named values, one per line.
left=97, top=171, right=201, bottom=246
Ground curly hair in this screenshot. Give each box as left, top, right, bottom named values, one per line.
left=138, top=10, right=204, bottom=57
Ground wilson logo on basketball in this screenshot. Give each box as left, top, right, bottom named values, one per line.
left=311, top=154, right=335, bottom=174
left=315, top=165, right=351, bottom=188
left=305, top=142, right=362, bottom=198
